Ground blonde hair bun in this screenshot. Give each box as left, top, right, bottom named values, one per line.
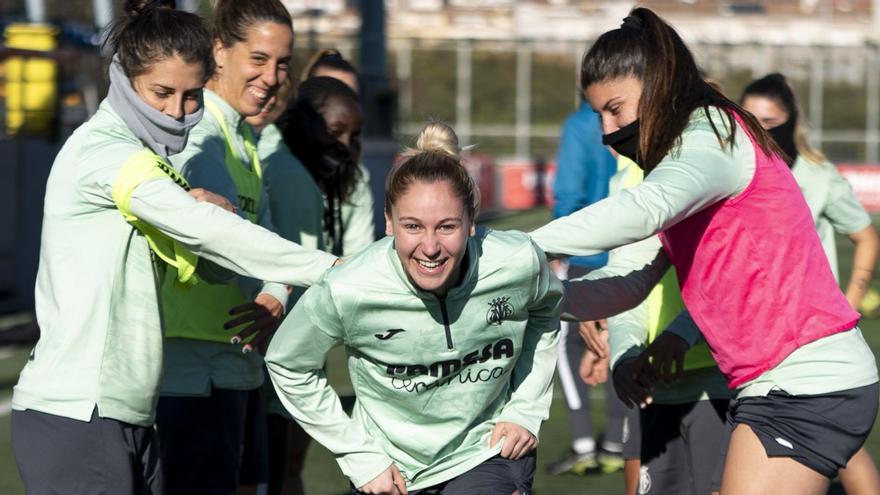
left=413, top=121, right=461, bottom=158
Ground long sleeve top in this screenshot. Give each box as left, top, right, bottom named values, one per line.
left=13, top=100, right=337, bottom=425
left=265, top=231, right=562, bottom=490
left=552, top=105, right=617, bottom=268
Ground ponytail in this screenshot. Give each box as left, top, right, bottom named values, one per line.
left=213, top=0, right=292, bottom=48
left=105, top=0, right=213, bottom=79
left=581, top=7, right=777, bottom=171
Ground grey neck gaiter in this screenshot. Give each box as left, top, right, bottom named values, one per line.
left=106, top=56, right=204, bottom=159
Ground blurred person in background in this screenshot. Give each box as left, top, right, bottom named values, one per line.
left=157, top=1, right=307, bottom=493
left=742, top=73, right=880, bottom=495
left=545, top=99, right=633, bottom=479
left=300, top=49, right=375, bottom=254
left=283, top=76, right=365, bottom=257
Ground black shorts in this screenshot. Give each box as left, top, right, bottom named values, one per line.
left=639, top=400, right=729, bottom=495
left=12, top=407, right=162, bottom=495
left=352, top=452, right=536, bottom=495
left=727, top=382, right=879, bottom=478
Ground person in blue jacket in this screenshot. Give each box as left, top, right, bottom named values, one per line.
left=547, top=102, right=634, bottom=476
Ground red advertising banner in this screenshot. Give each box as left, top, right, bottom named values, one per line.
left=837, top=164, right=880, bottom=213
left=497, top=160, right=557, bottom=210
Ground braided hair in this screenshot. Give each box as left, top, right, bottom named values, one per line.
left=282, top=76, right=363, bottom=256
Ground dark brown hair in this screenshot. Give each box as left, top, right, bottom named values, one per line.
left=213, top=0, right=292, bottom=48
left=581, top=7, right=777, bottom=171
left=105, top=0, right=213, bottom=79
left=300, top=48, right=357, bottom=82
left=741, top=73, right=825, bottom=164
left=386, top=122, right=479, bottom=219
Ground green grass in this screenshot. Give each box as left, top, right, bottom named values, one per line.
left=0, top=208, right=878, bottom=494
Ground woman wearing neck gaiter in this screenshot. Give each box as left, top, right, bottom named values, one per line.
left=157, top=1, right=301, bottom=493
left=10, top=2, right=337, bottom=493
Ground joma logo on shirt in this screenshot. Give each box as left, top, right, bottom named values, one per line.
left=385, top=338, right=515, bottom=378
left=238, top=195, right=258, bottom=215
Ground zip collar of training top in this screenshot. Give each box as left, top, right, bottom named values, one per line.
left=386, top=234, right=483, bottom=301
left=202, top=89, right=250, bottom=153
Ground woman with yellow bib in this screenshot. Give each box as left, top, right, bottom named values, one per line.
left=158, top=0, right=299, bottom=493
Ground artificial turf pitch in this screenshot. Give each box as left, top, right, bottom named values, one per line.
left=0, top=207, right=874, bottom=494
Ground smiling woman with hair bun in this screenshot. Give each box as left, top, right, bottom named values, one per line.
left=266, top=121, right=561, bottom=495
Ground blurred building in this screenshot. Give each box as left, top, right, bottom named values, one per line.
left=283, top=0, right=879, bottom=45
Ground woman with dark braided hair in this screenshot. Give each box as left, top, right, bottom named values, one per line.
left=283, top=76, right=364, bottom=257
left=300, top=49, right=377, bottom=255
left=11, top=1, right=336, bottom=493
left=530, top=7, right=878, bottom=494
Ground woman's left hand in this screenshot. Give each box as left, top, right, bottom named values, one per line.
left=489, top=421, right=537, bottom=460
left=225, top=292, right=285, bottom=354
left=636, top=331, right=689, bottom=385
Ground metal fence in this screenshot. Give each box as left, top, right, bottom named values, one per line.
left=297, top=34, right=880, bottom=164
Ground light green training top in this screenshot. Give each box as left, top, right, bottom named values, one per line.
left=12, top=100, right=337, bottom=426
left=258, top=123, right=326, bottom=418
left=162, top=90, right=287, bottom=396
left=266, top=231, right=562, bottom=490
left=533, top=107, right=877, bottom=399
left=340, top=165, right=376, bottom=255
left=792, top=155, right=871, bottom=281
left=602, top=160, right=730, bottom=404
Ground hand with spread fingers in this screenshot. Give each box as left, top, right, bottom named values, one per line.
left=578, top=319, right=609, bottom=358
left=188, top=187, right=237, bottom=213
left=489, top=421, right=538, bottom=460
left=358, top=464, right=408, bottom=495
left=225, top=292, right=285, bottom=354
left=637, top=330, right=689, bottom=385
left=612, top=357, right=654, bottom=409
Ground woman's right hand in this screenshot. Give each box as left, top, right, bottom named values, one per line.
left=358, top=464, right=408, bottom=495
left=612, top=358, right=653, bottom=409
left=189, top=188, right=236, bottom=213
left=578, top=319, right=609, bottom=358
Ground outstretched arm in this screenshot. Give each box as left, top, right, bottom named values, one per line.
left=497, top=244, right=564, bottom=441
left=265, top=281, right=393, bottom=489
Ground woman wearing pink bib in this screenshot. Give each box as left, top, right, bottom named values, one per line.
left=530, top=8, right=878, bottom=495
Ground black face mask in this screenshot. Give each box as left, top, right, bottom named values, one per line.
left=767, top=118, right=798, bottom=166
left=602, top=119, right=640, bottom=165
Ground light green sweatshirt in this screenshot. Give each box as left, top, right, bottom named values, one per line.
left=792, top=155, right=871, bottom=281
left=341, top=165, right=376, bottom=255
left=12, top=100, right=337, bottom=426
left=265, top=231, right=562, bottom=490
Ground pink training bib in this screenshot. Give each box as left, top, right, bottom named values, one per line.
left=659, top=111, right=859, bottom=388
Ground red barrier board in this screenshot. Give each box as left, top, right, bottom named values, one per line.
left=838, top=164, right=880, bottom=213
left=497, top=161, right=557, bottom=210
